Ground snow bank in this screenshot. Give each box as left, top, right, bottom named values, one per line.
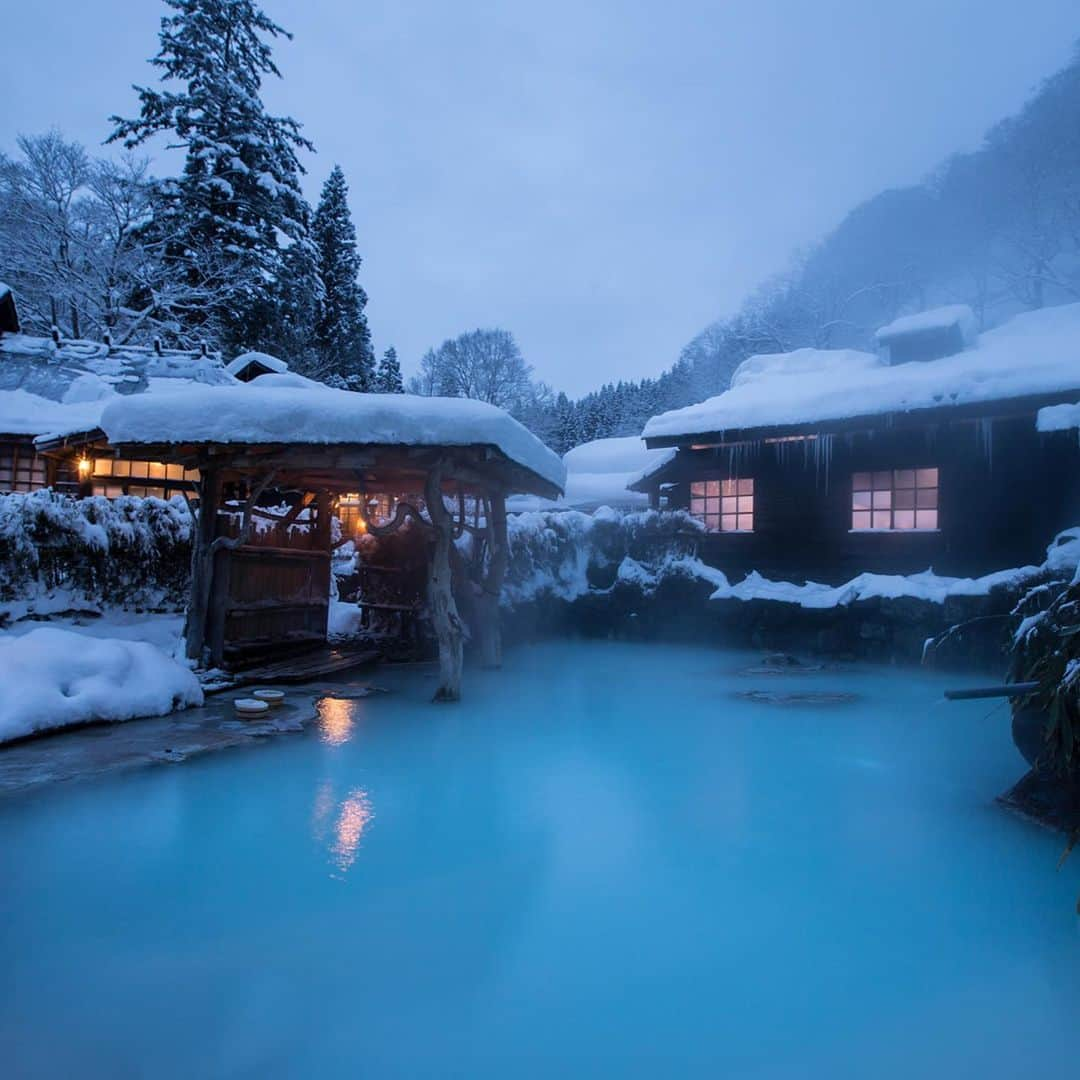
left=705, top=528, right=1080, bottom=609
left=99, top=384, right=566, bottom=493
left=1036, top=401, right=1080, bottom=433
left=0, top=627, right=202, bottom=743
left=645, top=302, right=1080, bottom=440
left=707, top=566, right=1036, bottom=609
left=874, top=304, right=978, bottom=345
left=327, top=599, right=363, bottom=639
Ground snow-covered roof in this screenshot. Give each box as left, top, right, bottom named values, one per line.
left=0, top=388, right=106, bottom=439
left=225, top=350, right=289, bottom=377
left=874, top=304, right=977, bottom=344
left=730, top=348, right=883, bottom=390
left=0, top=282, right=10, bottom=300
left=644, top=302, right=1080, bottom=443
left=98, top=383, right=566, bottom=492
left=0, top=332, right=231, bottom=403
left=507, top=435, right=674, bottom=513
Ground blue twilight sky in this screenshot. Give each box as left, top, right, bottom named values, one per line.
left=1, top=1, right=1078, bottom=394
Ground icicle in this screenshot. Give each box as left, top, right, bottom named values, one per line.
left=976, top=417, right=994, bottom=471
left=810, top=433, right=834, bottom=491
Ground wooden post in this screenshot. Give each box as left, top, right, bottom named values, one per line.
left=313, top=490, right=332, bottom=551
left=424, top=465, right=464, bottom=702
left=477, top=489, right=509, bottom=669
left=184, top=465, right=220, bottom=661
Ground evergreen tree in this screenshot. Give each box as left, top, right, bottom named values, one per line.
left=109, top=0, right=316, bottom=353
left=312, top=164, right=373, bottom=389
left=375, top=345, right=404, bottom=393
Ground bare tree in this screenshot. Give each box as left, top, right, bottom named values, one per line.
left=409, top=328, right=534, bottom=411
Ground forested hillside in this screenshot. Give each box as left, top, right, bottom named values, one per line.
left=539, top=43, right=1080, bottom=451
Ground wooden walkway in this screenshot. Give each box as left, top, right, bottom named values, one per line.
left=209, top=645, right=380, bottom=692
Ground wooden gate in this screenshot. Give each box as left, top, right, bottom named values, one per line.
left=208, top=544, right=330, bottom=666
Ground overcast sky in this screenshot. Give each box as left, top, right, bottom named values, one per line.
left=1, top=1, right=1077, bottom=394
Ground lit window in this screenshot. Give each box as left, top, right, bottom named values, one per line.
left=337, top=492, right=400, bottom=536
left=86, top=458, right=199, bottom=499
left=690, top=478, right=754, bottom=532
left=852, top=468, right=938, bottom=531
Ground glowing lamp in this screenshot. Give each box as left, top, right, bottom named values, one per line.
left=77, top=456, right=92, bottom=479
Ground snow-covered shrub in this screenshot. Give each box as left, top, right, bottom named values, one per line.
left=0, top=490, right=193, bottom=618
left=1006, top=529, right=1080, bottom=774
left=504, top=507, right=708, bottom=605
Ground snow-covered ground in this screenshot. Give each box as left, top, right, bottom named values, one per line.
left=2, top=610, right=184, bottom=651
left=0, top=622, right=201, bottom=744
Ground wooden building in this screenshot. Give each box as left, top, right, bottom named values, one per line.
left=633, top=304, right=1080, bottom=582
left=51, top=380, right=564, bottom=700
left=0, top=289, right=229, bottom=498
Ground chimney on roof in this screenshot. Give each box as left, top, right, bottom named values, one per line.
left=875, top=305, right=978, bottom=365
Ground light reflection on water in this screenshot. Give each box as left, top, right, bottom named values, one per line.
left=318, top=697, right=356, bottom=745
left=311, top=696, right=375, bottom=875
left=312, top=777, right=375, bottom=876
left=331, top=789, right=374, bottom=875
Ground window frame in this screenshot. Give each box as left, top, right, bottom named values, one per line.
left=689, top=477, right=755, bottom=533
left=850, top=467, right=939, bottom=533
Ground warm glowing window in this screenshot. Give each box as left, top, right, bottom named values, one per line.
left=338, top=493, right=399, bottom=536
left=690, top=478, right=754, bottom=532
left=90, top=458, right=198, bottom=499
left=852, top=468, right=938, bottom=531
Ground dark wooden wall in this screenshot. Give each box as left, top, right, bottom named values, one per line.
left=208, top=503, right=331, bottom=665
left=664, top=417, right=1080, bottom=583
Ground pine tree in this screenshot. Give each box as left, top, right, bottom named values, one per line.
left=376, top=345, right=404, bottom=393
left=312, top=164, right=374, bottom=389
left=109, top=0, right=316, bottom=352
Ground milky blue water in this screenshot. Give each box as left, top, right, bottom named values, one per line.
left=2, top=641, right=1079, bottom=1078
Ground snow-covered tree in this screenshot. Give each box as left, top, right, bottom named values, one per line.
left=108, top=0, right=316, bottom=353
left=375, top=345, right=404, bottom=393
left=311, top=164, right=373, bottom=388
left=0, top=131, right=220, bottom=345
